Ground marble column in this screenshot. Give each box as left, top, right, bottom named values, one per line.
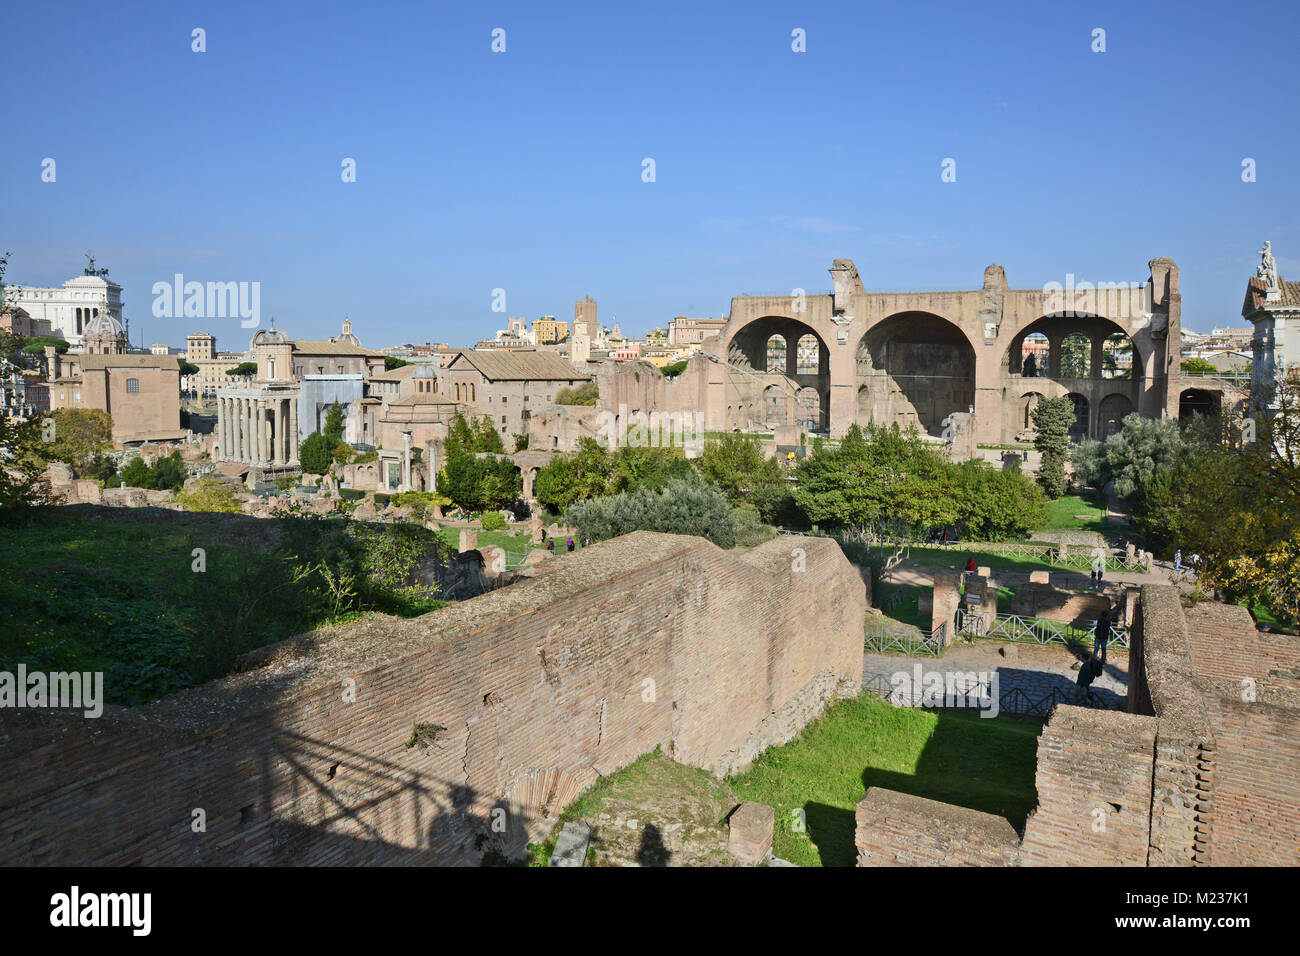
left=276, top=399, right=286, bottom=465
left=288, top=398, right=299, bottom=466
left=255, top=400, right=267, bottom=466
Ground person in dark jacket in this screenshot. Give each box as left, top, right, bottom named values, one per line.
left=1093, top=610, right=1112, bottom=665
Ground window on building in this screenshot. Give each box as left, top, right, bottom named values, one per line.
left=126, top=378, right=140, bottom=394
left=501, top=416, right=506, bottom=424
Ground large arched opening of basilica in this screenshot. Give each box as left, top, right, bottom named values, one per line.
left=856, top=312, right=976, bottom=438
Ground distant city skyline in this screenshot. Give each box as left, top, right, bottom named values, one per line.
left=5, top=0, right=1298, bottom=346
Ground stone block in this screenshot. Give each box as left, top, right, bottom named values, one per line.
left=549, top=821, right=590, bottom=867
left=728, top=801, right=775, bottom=864
left=458, top=528, right=478, bottom=553
left=479, top=545, right=506, bottom=576
left=1029, top=570, right=1050, bottom=584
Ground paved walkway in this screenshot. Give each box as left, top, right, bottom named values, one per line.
left=862, top=649, right=1128, bottom=716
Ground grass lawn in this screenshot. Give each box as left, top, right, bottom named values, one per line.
left=435, top=527, right=583, bottom=556
left=1, top=510, right=448, bottom=705
left=897, top=545, right=1056, bottom=575
left=874, top=582, right=925, bottom=628
left=1041, top=492, right=1129, bottom=534
left=727, top=694, right=1042, bottom=866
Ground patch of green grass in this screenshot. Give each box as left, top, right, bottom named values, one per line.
left=728, top=694, right=1042, bottom=867
left=1, top=510, right=449, bottom=705
left=899, top=546, right=1056, bottom=575
left=1040, top=493, right=1128, bottom=534
left=436, top=527, right=582, bottom=556
left=875, top=582, right=925, bottom=628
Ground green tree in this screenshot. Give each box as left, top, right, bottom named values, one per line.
left=24, top=408, right=114, bottom=473
left=1181, top=357, right=1218, bottom=375
left=793, top=424, right=958, bottom=531
left=1059, top=335, right=1091, bottom=378
left=0, top=415, right=50, bottom=524
left=225, top=362, right=257, bottom=378
left=951, top=461, right=1047, bottom=540
left=20, top=336, right=70, bottom=355
left=1100, top=413, right=1183, bottom=498
left=178, top=360, right=200, bottom=377
left=533, top=437, right=616, bottom=511
left=384, top=356, right=411, bottom=371
left=1031, top=396, right=1074, bottom=498
left=661, top=360, right=688, bottom=378
left=697, top=433, right=789, bottom=521
left=1070, top=439, right=1109, bottom=490
left=299, top=432, right=333, bottom=474
left=323, top=401, right=346, bottom=445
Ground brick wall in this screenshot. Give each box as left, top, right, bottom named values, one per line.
left=855, top=788, right=1022, bottom=866
left=0, top=531, right=865, bottom=866
left=1019, top=707, right=1158, bottom=866
left=854, top=584, right=1300, bottom=868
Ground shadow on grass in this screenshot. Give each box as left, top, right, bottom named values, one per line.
left=802, top=708, right=1041, bottom=866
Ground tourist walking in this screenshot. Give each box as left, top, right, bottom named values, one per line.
left=566, top=538, right=575, bottom=552
left=1174, top=549, right=1183, bottom=574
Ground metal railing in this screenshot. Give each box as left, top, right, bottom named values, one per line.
left=955, top=608, right=1129, bottom=650
left=862, top=670, right=1125, bottom=719
left=864, top=621, right=946, bottom=657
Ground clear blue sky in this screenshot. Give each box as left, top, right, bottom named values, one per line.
left=4, top=0, right=1297, bottom=348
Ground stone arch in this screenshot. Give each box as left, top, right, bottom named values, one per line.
left=1019, top=333, right=1049, bottom=377
left=1066, top=392, right=1090, bottom=443
left=766, top=334, right=788, bottom=376
left=1020, top=391, right=1045, bottom=431
left=1098, top=394, right=1134, bottom=436
left=724, top=315, right=831, bottom=432
left=856, top=311, right=976, bottom=438
left=1179, top=388, right=1221, bottom=422
left=764, top=384, right=791, bottom=426
left=1006, top=314, right=1145, bottom=384
left=794, top=387, right=821, bottom=430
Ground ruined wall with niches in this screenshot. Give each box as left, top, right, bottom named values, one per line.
left=855, top=788, right=1022, bottom=866
left=1018, top=706, right=1158, bottom=866
left=0, top=531, right=865, bottom=866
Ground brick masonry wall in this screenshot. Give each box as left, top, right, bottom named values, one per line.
left=855, top=586, right=1300, bottom=868
left=0, top=531, right=865, bottom=866
left=855, top=788, right=1022, bottom=866
left=1019, top=706, right=1158, bottom=866
left=1202, top=695, right=1300, bottom=865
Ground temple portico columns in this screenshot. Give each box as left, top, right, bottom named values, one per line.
left=288, top=399, right=299, bottom=466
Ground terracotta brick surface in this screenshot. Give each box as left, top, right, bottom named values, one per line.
left=0, top=531, right=865, bottom=866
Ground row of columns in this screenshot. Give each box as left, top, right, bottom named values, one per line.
left=217, top=395, right=299, bottom=468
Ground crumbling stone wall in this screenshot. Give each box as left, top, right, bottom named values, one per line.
left=856, top=584, right=1300, bottom=867
left=1018, top=707, right=1158, bottom=866
left=0, top=531, right=864, bottom=866
left=855, top=789, right=1022, bottom=866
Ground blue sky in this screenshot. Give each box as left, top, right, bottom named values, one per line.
left=3, top=0, right=1297, bottom=348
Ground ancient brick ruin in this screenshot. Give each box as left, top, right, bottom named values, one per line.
left=0, top=532, right=864, bottom=865
left=856, top=583, right=1300, bottom=866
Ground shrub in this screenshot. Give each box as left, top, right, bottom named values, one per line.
left=174, top=475, right=241, bottom=513
left=480, top=510, right=507, bottom=531
left=555, top=381, right=598, bottom=406
left=567, top=477, right=737, bottom=549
